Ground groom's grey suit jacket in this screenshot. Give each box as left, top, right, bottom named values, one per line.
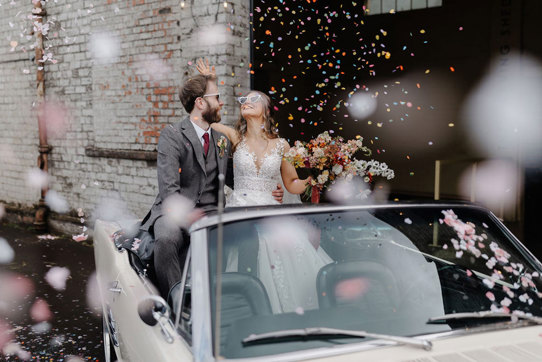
left=140, top=117, right=231, bottom=232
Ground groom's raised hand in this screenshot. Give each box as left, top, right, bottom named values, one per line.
left=272, top=184, right=284, bottom=204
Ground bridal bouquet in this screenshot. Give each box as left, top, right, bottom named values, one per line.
left=284, top=131, right=394, bottom=202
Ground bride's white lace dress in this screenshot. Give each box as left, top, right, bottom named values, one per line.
left=226, top=138, right=332, bottom=313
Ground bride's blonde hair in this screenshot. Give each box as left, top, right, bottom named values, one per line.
left=234, top=91, right=279, bottom=146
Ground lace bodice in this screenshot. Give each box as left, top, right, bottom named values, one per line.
left=232, top=138, right=286, bottom=194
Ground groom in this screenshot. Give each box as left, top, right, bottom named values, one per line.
left=141, top=72, right=283, bottom=298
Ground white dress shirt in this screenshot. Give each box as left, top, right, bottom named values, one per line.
left=190, top=120, right=210, bottom=146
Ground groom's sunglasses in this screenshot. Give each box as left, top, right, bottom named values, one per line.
left=237, top=94, right=262, bottom=105
left=202, top=92, right=220, bottom=101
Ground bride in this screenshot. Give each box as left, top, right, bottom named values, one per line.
left=212, top=90, right=333, bottom=313
left=198, top=58, right=332, bottom=313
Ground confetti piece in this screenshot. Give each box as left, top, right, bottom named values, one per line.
left=72, top=233, right=88, bottom=242
left=485, top=291, right=495, bottom=302
left=0, top=238, right=14, bottom=264
left=45, top=266, right=71, bottom=291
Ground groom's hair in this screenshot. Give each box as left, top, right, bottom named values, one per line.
left=179, top=74, right=217, bottom=113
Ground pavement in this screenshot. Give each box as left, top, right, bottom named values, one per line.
left=0, top=221, right=104, bottom=361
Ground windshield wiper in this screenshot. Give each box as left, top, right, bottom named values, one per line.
left=242, top=327, right=433, bottom=351
left=428, top=311, right=542, bottom=325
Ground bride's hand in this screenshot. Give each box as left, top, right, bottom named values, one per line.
left=302, top=176, right=312, bottom=186
left=272, top=184, right=284, bottom=204
left=195, top=58, right=215, bottom=76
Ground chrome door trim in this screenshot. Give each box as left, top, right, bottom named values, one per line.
left=191, top=229, right=214, bottom=362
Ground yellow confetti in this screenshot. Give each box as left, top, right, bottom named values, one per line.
left=425, top=69, right=430, bottom=74
left=420, top=29, right=426, bottom=34
left=448, top=123, right=455, bottom=127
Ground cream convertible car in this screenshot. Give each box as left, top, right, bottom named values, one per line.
left=94, top=203, right=542, bottom=362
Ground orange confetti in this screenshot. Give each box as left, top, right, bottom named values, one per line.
left=416, top=83, right=421, bottom=88
left=450, top=66, right=455, bottom=72
left=178, top=168, right=182, bottom=173
left=265, top=30, right=272, bottom=35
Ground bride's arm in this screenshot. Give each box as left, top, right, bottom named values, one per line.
left=210, top=123, right=240, bottom=145
left=280, top=142, right=311, bottom=194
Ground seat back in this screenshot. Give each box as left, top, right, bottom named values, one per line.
left=216, top=272, right=272, bottom=350
left=317, top=261, right=400, bottom=312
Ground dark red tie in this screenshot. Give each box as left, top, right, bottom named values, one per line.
left=202, top=132, right=210, bottom=157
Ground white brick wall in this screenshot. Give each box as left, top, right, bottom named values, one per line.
left=0, top=0, right=40, bottom=207
left=0, top=0, right=250, bottom=224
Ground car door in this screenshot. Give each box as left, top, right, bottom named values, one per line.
left=94, top=220, right=190, bottom=361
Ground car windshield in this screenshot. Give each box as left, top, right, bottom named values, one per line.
left=207, top=205, right=542, bottom=359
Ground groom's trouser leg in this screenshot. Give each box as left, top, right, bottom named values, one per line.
left=153, top=216, right=189, bottom=299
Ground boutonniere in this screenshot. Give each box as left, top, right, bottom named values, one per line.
left=217, top=136, right=227, bottom=158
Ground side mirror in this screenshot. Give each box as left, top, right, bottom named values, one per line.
left=137, top=295, right=175, bottom=344
left=137, top=295, right=170, bottom=326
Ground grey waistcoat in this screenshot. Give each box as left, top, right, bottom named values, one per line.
left=197, top=132, right=219, bottom=209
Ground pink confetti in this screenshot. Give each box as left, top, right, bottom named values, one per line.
left=38, top=101, right=70, bottom=139
left=485, top=291, right=495, bottom=302
left=0, top=321, right=13, bottom=351
left=72, top=233, right=88, bottom=242
left=30, top=298, right=52, bottom=322
left=334, top=277, right=370, bottom=301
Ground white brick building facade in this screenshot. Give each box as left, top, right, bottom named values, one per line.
left=0, top=0, right=251, bottom=228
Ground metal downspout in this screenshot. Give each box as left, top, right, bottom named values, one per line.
left=33, top=0, right=51, bottom=231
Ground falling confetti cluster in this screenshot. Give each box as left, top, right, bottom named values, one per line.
left=251, top=0, right=434, bottom=139
left=439, top=209, right=542, bottom=312
left=0, top=226, right=103, bottom=360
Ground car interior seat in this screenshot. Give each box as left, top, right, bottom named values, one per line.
left=215, top=273, right=273, bottom=350
left=317, top=261, right=401, bottom=314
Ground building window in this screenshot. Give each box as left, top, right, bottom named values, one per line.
left=366, top=0, right=442, bottom=15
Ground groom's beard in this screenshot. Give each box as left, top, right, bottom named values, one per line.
left=202, top=103, right=221, bottom=124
